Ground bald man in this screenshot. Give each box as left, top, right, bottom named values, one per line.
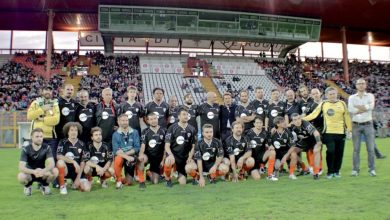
left=56, top=84, right=78, bottom=140
left=198, top=92, right=221, bottom=138
left=285, top=89, right=300, bottom=123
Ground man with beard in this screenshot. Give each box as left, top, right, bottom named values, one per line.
left=139, top=113, right=167, bottom=184
left=250, top=87, right=269, bottom=126
left=163, top=107, right=197, bottom=187
left=182, top=93, right=199, bottom=134
left=75, top=90, right=95, bottom=144
left=56, top=84, right=78, bottom=140
left=298, top=85, right=314, bottom=117
left=235, top=90, right=255, bottom=132
left=266, top=89, right=288, bottom=129
left=285, top=89, right=300, bottom=123
left=220, top=92, right=237, bottom=141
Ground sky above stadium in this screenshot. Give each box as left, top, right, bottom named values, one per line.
left=0, top=31, right=389, bottom=61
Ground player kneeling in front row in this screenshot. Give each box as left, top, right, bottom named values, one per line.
left=289, top=113, right=322, bottom=180
left=57, top=122, right=90, bottom=194
left=193, top=124, right=229, bottom=187
left=139, top=112, right=167, bottom=184
left=225, top=121, right=255, bottom=182
left=263, top=116, right=297, bottom=180
left=83, top=127, right=114, bottom=189
left=18, top=128, right=58, bottom=196
left=112, top=114, right=143, bottom=189
left=245, top=117, right=269, bottom=180
left=163, top=107, right=197, bottom=187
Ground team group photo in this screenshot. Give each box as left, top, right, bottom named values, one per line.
left=1, top=1, right=389, bottom=219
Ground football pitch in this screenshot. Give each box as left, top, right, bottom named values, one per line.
left=1, top=139, right=389, bottom=220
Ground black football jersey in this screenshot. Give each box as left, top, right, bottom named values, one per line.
left=267, top=101, right=286, bottom=128
left=75, top=102, right=96, bottom=142
left=225, top=135, right=251, bottom=160
left=141, top=127, right=166, bottom=158
left=268, top=129, right=295, bottom=151
left=57, top=139, right=88, bottom=164
left=291, top=120, right=317, bottom=148
left=250, top=99, right=269, bottom=122
left=235, top=103, right=255, bottom=131
left=86, top=142, right=113, bottom=167
left=56, top=97, right=78, bottom=139
left=118, top=101, right=144, bottom=132
left=298, top=97, right=314, bottom=116
left=20, top=144, right=53, bottom=169
left=145, top=101, right=169, bottom=128
left=181, top=104, right=199, bottom=133
left=165, top=123, right=196, bottom=163
left=285, top=101, right=300, bottom=120
left=194, top=138, right=224, bottom=171
left=198, top=103, right=220, bottom=138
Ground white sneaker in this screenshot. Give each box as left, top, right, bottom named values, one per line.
left=101, top=180, right=108, bottom=188
left=116, top=181, right=123, bottom=189
left=309, top=167, right=314, bottom=175
left=60, top=185, right=68, bottom=195
left=369, top=170, right=377, bottom=177
left=289, top=174, right=298, bottom=180
left=318, top=169, right=323, bottom=176
left=351, top=170, right=359, bottom=177
left=259, top=167, right=265, bottom=174
left=40, top=185, right=51, bottom=195
left=267, top=175, right=278, bottom=181
left=24, top=186, right=32, bottom=196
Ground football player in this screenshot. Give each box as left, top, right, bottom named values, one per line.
left=18, top=128, right=58, bottom=196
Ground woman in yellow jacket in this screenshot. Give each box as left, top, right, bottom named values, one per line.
left=27, top=86, right=60, bottom=158
left=304, top=87, right=352, bottom=179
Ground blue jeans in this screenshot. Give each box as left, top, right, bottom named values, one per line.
left=352, top=122, right=375, bottom=172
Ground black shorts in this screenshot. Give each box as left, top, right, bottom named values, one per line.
left=297, top=139, right=317, bottom=151
left=252, top=149, right=266, bottom=171
left=146, top=153, right=163, bottom=174
left=174, top=158, right=187, bottom=177
left=66, top=163, right=85, bottom=181
left=276, top=149, right=289, bottom=160
left=123, top=161, right=136, bottom=177
left=26, top=174, right=48, bottom=187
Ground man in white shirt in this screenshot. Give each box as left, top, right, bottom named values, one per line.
left=348, top=78, right=376, bottom=177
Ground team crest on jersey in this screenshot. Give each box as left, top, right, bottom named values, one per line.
left=256, top=107, right=264, bottom=114
left=169, top=116, right=175, bottom=123
left=163, top=108, right=166, bottom=112
left=302, top=106, right=307, bottom=112
left=283, top=139, right=287, bottom=143
left=78, top=148, right=82, bottom=154
left=241, top=143, right=245, bottom=148
left=212, top=148, right=216, bottom=152
left=89, top=109, right=92, bottom=112
left=135, top=108, right=139, bottom=112
left=248, top=110, right=252, bottom=114
left=160, top=135, right=164, bottom=139
left=233, top=148, right=240, bottom=155
left=102, top=152, right=106, bottom=158
left=187, top=133, right=191, bottom=138
left=72, top=103, right=75, bottom=107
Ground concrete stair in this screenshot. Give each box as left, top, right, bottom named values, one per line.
left=198, top=77, right=223, bottom=104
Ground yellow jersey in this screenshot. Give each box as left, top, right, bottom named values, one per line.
left=303, top=100, right=352, bottom=134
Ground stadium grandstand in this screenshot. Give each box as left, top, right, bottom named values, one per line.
left=0, top=1, right=389, bottom=219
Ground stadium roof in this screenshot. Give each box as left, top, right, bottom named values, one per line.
left=1, top=0, right=390, bottom=46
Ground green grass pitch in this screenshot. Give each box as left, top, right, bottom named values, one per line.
left=1, top=139, right=389, bottom=220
